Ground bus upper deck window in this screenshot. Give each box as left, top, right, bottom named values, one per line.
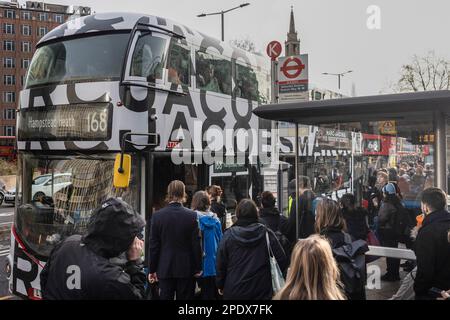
left=167, top=40, right=190, bottom=86
left=130, top=34, right=167, bottom=82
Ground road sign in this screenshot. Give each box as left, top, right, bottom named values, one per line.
left=266, top=41, right=282, bottom=60
left=278, top=54, right=309, bottom=103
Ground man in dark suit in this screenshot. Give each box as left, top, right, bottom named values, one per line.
left=148, top=180, right=202, bottom=300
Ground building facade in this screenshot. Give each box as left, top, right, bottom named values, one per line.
left=0, top=0, right=90, bottom=158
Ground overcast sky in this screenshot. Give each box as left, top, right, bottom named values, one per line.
left=29, top=0, right=450, bottom=96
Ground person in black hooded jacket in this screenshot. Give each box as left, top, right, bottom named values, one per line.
left=216, top=199, right=288, bottom=300
left=40, top=197, right=146, bottom=300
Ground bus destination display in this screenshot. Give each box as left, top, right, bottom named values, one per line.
left=18, top=104, right=112, bottom=141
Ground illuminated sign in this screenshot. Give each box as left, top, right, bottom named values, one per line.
left=18, top=103, right=112, bottom=141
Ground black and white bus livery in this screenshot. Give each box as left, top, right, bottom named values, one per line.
left=8, top=12, right=272, bottom=299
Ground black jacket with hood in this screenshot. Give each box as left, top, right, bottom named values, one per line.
left=40, top=198, right=146, bottom=300
left=259, top=207, right=288, bottom=233
left=414, top=209, right=450, bottom=299
left=216, top=219, right=288, bottom=300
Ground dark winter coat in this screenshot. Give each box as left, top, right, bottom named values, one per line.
left=259, top=207, right=288, bottom=233
left=414, top=209, right=450, bottom=299
left=216, top=220, right=288, bottom=300
left=148, top=202, right=202, bottom=279
left=40, top=199, right=146, bottom=300
left=342, top=207, right=370, bottom=241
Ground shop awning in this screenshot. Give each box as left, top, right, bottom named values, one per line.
left=253, top=90, right=450, bottom=124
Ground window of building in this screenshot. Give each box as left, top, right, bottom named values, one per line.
left=37, top=26, right=48, bottom=36
left=5, top=9, right=15, bottom=19
left=4, top=126, right=15, bottom=137
left=3, top=92, right=16, bottom=103
left=4, top=109, right=16, bottom=120
left=235, top=63, right=259, bottom=101
left=4, top=23, right=15, bottom=34
left=54, top=14, right=63, bottom=23
left=4, top=57, right=15, bottom=68
left=22, top=58, right=30, bottom=69
left=22, top=11, right=31, bottom=20
left=4, top=75, right=16, bottom=85
left=4, top=40, right=15, bottom=51
left=21, top=75, right=26, bottom=86
left=195, top=50, right=231, bottom=95
left=38, top=12, right=48, bottom=21
left=22, top=25, right=31, bottom=36
left=22, top=41, right=31, bottom=52
left=167, top=39, right=191, bottom=86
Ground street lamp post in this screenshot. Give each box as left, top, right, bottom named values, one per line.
left=322, top=70, right=353, bottom=90
left=197, top=3, right=250, bottom=42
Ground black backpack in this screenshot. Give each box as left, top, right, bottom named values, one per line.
left=394, top=205, right=416, bottom=243
left=332, top=233, right=369, bottom=297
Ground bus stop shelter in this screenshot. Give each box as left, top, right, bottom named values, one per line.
left=253, top=90, right=450, bottom=239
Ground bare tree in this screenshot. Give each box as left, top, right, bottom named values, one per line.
left=394, top=51, right=450, bottom=92
left=230, top=36, right=260, bottom=54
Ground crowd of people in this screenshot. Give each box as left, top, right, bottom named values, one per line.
left=40, top=173, right=450, bottom=300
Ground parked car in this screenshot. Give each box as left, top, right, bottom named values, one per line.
left=31, top=173, right=72, bottom=201
left=0, top=188, right=16, bottom=205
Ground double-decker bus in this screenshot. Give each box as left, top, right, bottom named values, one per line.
left=8, top=12, right=271, bottom=299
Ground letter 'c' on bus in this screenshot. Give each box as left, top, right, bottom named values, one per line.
left=66, top=265, right=81, bottom=290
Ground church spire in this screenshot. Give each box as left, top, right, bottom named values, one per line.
left=285, top=6, right=300, bottom=56
left=289, top=6, right=296, bottom=35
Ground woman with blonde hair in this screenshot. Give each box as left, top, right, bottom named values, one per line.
left=274, top=235, right=346, bottom=300
left=315, top=197, right=367, bottom=300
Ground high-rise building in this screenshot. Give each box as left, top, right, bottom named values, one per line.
left=0, top=1, right=91, bottom=158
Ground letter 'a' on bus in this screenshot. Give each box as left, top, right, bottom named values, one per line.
left=114, top=153, right=131, bottom=188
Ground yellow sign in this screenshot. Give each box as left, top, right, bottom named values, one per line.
left=379, top=121, right=397, bottom=135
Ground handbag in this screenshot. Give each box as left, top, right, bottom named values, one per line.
left=265, top=231, right=285, bottom=295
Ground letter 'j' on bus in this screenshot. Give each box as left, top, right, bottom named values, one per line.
left=114, top=153, right=131, bottom=188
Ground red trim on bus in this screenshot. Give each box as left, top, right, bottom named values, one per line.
left=11, top=225, right=45, bottom=269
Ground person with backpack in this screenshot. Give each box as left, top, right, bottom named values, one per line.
left=315, top=197, right=368, bottom=300
left=216, top=199, right=288, bottom=300
left=377, top=182, right=405, bottom=281
left=191, top=191, right=222, bottom=300
left=273, top=235, right=346, bottom=300
left=340, top=193, right=370, bottom=241
left=259, top=191, right=292, bottom=262
left=286, top=176, right=318, bottom=242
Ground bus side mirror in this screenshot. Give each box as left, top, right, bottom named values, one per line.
left=114, top=153, right=131, bottom=188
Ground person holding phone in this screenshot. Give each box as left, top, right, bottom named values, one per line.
left=40, top=198, right=146, bottom=300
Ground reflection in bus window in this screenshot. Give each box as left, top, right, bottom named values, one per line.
left=130, top=33, right=167, bottom=82
left=167, top=40, right=190, bottom=86
left=26, top=33, right=129, bottom=88
left=15, top=154, right=139, bottom=257
left=195, top=51, right=231, bottom=95
left=235, top=63, right=258, bottom=101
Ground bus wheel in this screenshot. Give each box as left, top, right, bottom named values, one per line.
left=33, top=192, right=45, bottom=201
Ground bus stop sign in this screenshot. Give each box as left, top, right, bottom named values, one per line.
left=266, top=41, right=282, bottom=60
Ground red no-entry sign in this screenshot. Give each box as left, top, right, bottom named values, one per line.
left=280, top=56, right=305, bottom=79
left=266, top=41, right=282, bottom=60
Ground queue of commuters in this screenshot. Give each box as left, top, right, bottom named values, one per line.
left=40, top=176, right=450, bottom=300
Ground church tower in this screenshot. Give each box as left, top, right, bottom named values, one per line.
left=285, top=6, right=300, bottom=56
